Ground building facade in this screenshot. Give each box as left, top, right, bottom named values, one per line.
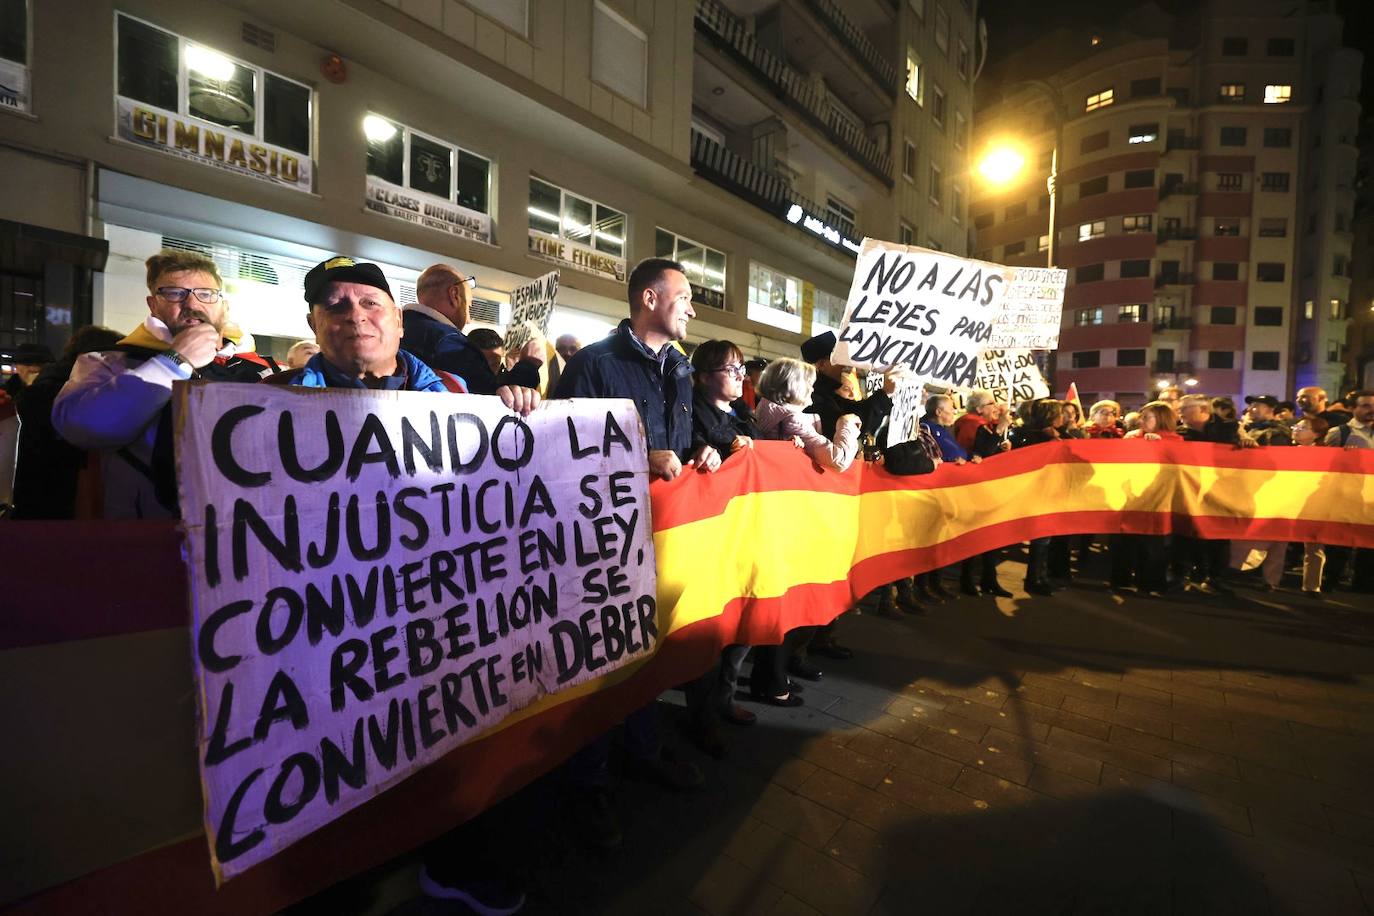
left=970, top=0, right=1361, bottom=407
left=0, top=0, right=976, bottom=375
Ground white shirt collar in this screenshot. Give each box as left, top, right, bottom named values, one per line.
left=407, top=302, right=457, bottom=329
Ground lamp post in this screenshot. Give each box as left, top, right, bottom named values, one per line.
left=976, top=80, right=1067, bottom=270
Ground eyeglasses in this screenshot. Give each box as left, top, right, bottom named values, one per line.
left=710, top=363, right=745, bottom=378
left=157, top=286, right=224, bottom=304
left=452, top=275, right=477, bottom=290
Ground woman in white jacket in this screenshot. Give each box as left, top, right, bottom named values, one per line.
left=748, top=357, right=860, bottom=706
left=754, top=358, right=861, bottom=471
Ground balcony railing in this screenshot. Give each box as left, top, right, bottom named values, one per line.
left=695, top=0, right=893, bottom=185
left=1152, top=317, right=1191, bottom=331
left=1159, top=181, right=1199, bottom=199
left=1157, top=227, right=1197, bottom=242
left=690, top=129, right=859, bottom=257
left=1154, top=272, right=1195, bottom=287
left=800, top=0, right=898, bottom=93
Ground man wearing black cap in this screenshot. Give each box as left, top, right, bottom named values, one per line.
left=53, top=248, right=276, bottom=519
left=800, top=330, right=895, bottom=439
left=1243, top=395, right=1292, bottom=446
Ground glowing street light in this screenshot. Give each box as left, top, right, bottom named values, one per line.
left=977, top=146, right=1027, bottom=187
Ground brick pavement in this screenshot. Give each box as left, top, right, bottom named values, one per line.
left=299, top=555, right=1374, bottom=916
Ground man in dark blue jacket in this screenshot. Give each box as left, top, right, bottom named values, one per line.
left=402, top=263, right=542, bottom=411
left=555, top=258, right=720, bottom=478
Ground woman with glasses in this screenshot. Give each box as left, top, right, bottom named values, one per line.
left=689, top=340, right=758, bottom=461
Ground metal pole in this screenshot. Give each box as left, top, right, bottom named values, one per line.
left=1046, top=140, right=1058, bottom=269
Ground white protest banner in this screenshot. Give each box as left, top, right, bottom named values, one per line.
left=175, top=384, right=656, bottom=880
left=834, top=239, right=1005, bottom=389
left=973, top=349, right=1050, bottom=404
left=884, top=379, right=927, bottom=446
left=504, top=271, right=559, bottom=354
left=990, top=266, right=1067, bottom=350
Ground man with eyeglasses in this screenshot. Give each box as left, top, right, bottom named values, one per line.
left=402, top=263, right=543, bottom=409
left=53, top=248, right=276, bottom=519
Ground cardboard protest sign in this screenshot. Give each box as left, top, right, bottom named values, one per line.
left=504, top=271, right=559, bottom=354
left=884, top=379, right=927, bottom=447
left=834, top=239, right=1006, bottom=388
left=989, top=266, right=1066, bottom=350
left=973, top=349, right=1050, bottom=404
left=175, top=384, right=655, bottom=880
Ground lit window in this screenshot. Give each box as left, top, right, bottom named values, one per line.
left=1037, top=234, right=1049, bottom=252
left=0, top=0, right=30, bottom=112
left=747, top=262, right=802, bottom=333
left=1123, top=215, right=1153, bottom=233
left=1219, top=83, right=1245, bottom=102
left=1079, top=221, right=1105, bottom=242
left=655, top=228, right=725, bottom=308
left=1263, top=84, right=1292, bottom=104
left=1128, top=124, right=1158, bottom=144
left=1330, top=298, right=1343, bottom=318
left=364, top=114, right=493, bottom=232
left=528, top=177, right=625, bottom=261
left=1085, top=87, right=1114, bottom=112
left=1075, top=308, right=1103, bottom=326
left=905, top=50, right=922, bottom=103
left=1118, top=304, right=1146, bottom=323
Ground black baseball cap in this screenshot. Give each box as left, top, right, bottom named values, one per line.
left=304, top=256, right=392, bottom=305
left=1244, top=395, right=1279, bottom=409
left=800, top=331, right=837, bottom=364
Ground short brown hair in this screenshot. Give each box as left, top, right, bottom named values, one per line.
left=1138, top=400, right=1177, bottom=431
left=691, top=339, right=743, bottom=379
left=145, top=248, right=222, bottom=291
left=628, top=257, right=684, bottom=311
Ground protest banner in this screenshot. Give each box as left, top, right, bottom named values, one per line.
left=503, top=271, right=559, bottom=354
left=173, top=383, right=655, bottom=880
left=834, top=239, right=1006, bottom=388
left=973, top=349, right=1050, bottom=404
left=884, top=379, right=927, bottom=446
left=989, top=266, right=1067, bottom=350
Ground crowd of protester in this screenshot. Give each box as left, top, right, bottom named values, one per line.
left=2, top=249, right=1373, bottom=913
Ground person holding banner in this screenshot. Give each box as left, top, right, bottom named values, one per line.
left=951, top=392, right=1014, bottom=597
left=52, top=248, right=277, bottom=519
left=1011, top=398, right=1066, bottom=596
left=1109, top=401, right=1181, bottom=596
left=402, top=263, right=544, bottom=405
left=801, top=331, right=893, bottom=440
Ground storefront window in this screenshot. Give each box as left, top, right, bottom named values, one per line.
left=811, top=289, right=847, bottom=335
left=0, top=0, right=31, bottom=111
left=363, top=114, right=494, bottom=243
left=748, top=262, right=802, bottom=333
left=527, top=177, right=628, bottom=282
left=656, top=228, right=726, bottom=309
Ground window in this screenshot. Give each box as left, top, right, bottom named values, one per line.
left=1128, top=124, right=1159, bottom=145
left=1124, top=169, right=1155, bottom=189
left=1207, top=351, right=1235, bottom=370
left=905, top=49, right=923, bottom=103
left=655, top=229, right=725, bottom=308
left=1117, top=348, right=1147, bottom=367
left=1072, top=350, right=1101, bottom=369
left=1256, top=262, right=1285, bottom=282
left=931, top=85, right=946, bottom=127
left=956, top=40, right=970, bottom=81
left=1263, top=127, right=1292, bottom=147
left=1078, top=221, right=1105, bottom=241
left=466, top=0, right=528, bottom=35
left=364, top=114, right=492, bottom=222
left=934, top=4, right=950, bottom=53
left=1005, top=201, right=1027, bottom=220
left=1158, top=260, right=1180, bottom=283
left=1221, top=37, right=1247, bottom=56
left=954, top=111, right=967, bottom=149
left=1303, top=299, right=1314, bottom=320
left=1263, top=84, right=1292, bottom=104
left=952, top=185, right=964, bottom=223
left=116, top=14, right=313, bottom=156
left=1257, top=217, right=1287, bottom=237
left=1130, top=77, right=1161, bottom=98
left=1037, top=234, right=1050, bottom=253
left=1267, top=37, right=1295, bottom=56
left=1155, top=348, right=1175, bottom=370
left=1118, top=304, right=1146, bottom=323
left=1213, top=263, right=1240, bottom=281
left=1329, top=298, right=1344, bottom=319
left=1252, top=351, right=1281, bottom=371
left=1214, top=218, right=1241, bottom=237
left=973, top=211, right=993, bottom=229
left=592, top=2, right=647, bottom=106
left=1253, top=306, right=1283, bottom=326
left=1120, top=259, right=1151, bottom=278
left=1080, top=175, right=1109, bottom=197
left=1080, top=130, right=1109, bottom=153
left=902, top=140, right=918, bottom=182
left=747, top=262, right=802, bottom=332
left=1076, top=264, right=1105, bottom=283
left=1217, top=173, right=1243, bottom=191
left=528, top=176, right=625, bottom=259
left=928, top=163, right=942, bottom=206
left=1085, top=87, right=1114, bottom=112
left=825, top=195, right=856, bottom=232
left=1123, top=215, right=1152, bottom=233
left=1219, top=126, right=1247, bottom=146
left=1167, top=87, right=1191, bottom=105
left=1004, top=240, right=1026, bottom=257
left=1260, top=172, right=1289, bottom=192
left=1219, top=83, right=1245, bottom=103
left=1075, top=307, right=1102, bottom=325
left=1333, top=254, right=1349, bottom=277
left=1, top=0, right=30, bottom=111
left=899, top=222, right=916, bottom=245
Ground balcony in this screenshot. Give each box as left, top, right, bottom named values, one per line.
left=695, top=0, right=893, bottom=185
left=1166, top=135, right=1201, bottom=151
left=690, top=128, right=860, bottom=257
left=798, top=0, right=897, bottom=94
left=1154, top=272, right=1195, bottom=287
left=1153, top=317, right=1192, bottom=331
left=1157, top=227, right=1197, bottom=242
left=1159, top=181, right=1199, bottom=199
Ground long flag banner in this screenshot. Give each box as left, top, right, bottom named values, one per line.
left=4, top=434, right=1373, bottom=913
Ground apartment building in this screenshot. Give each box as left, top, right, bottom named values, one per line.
left=0, top=0, right=975, bottom=374
left=970, top=0, right=1361, bottom=406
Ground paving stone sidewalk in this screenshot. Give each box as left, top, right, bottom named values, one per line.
left=301, top=557, right=1374, bottom=916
